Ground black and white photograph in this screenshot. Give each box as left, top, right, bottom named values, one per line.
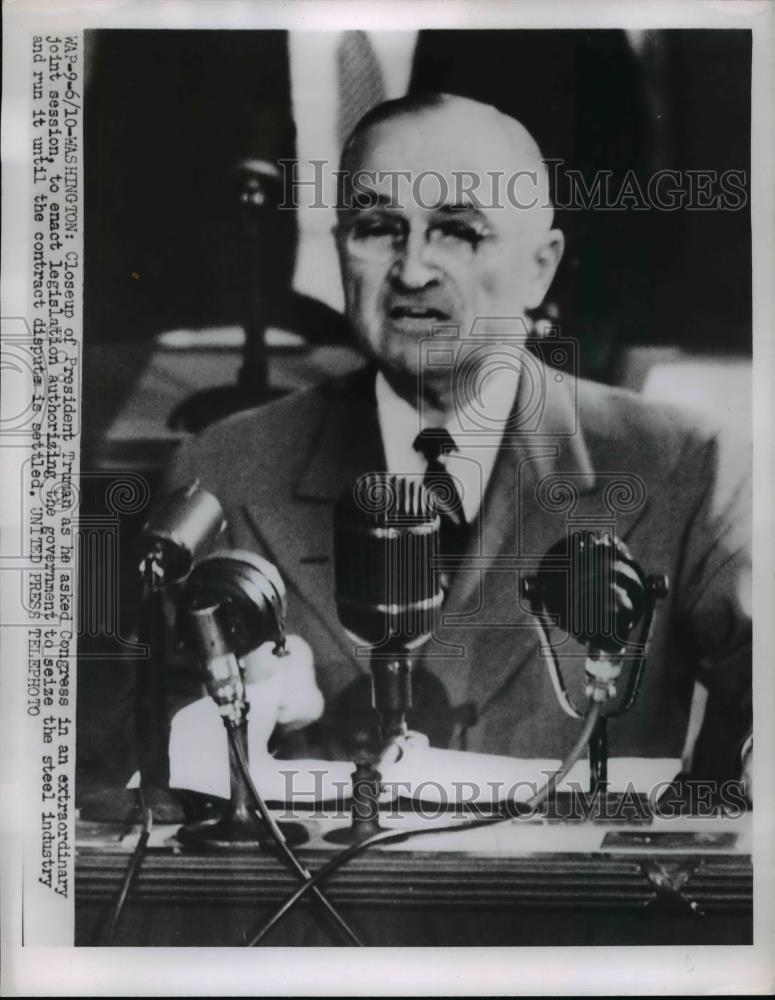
left=1, top=0, right=773, bottom=994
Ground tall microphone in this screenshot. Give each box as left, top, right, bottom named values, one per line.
left=326, top=474, right=442, bottom=845
left=523, top=530, right=668, bottom=791
left=134, top=482, right=226, bottom=800
left=334, top=472, right=443, bottom=739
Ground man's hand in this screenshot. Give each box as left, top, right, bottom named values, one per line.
left=168, top=634, right=325, bottom=798
left=242, top=634, right=324, bottom=732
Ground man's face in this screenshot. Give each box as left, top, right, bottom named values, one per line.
left=336, top=106, right=562, bottom=394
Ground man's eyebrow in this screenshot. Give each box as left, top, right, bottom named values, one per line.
left=345, top=191, right=398, bottom=212
left=366, top=192, right=393, bottom=206
left=434, top=202, right=487, bottom=217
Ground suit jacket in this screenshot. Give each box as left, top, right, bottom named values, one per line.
left=166, top=363, right=751, bottom=778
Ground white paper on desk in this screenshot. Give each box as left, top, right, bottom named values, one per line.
left=169, top=693, right=681, bottom=804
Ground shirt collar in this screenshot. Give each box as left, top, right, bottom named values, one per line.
left=374, top=365, right=521, bottom=521
left=375, top=365, right=521, bottom=446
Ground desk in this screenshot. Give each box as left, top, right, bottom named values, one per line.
left=75, top=814, right=752, bottom=947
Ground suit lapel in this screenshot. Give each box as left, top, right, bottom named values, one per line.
left=440, top=367, right=599, bottom=716
left=294, top=368, right=386, bottom=504
left=243, top=367, right=385, bottom=664
left=444, top=365, right=595, bottom=612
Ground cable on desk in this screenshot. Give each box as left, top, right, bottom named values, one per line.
left=227, top=725, right=364, bottom=947
left=246, top=700, right=603, bottom=946
left=97, top=787, right=153, bottom=946
left=520, top=698, right=603, bottom=811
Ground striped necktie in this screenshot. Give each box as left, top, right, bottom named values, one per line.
left=413, top=428, right=469, bottom=570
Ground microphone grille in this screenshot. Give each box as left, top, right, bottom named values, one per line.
left=334, top=473, right=442, bottom=649
left=347, top=472, right=436, bottom=525
left=532, top=531, right=649, bottom=653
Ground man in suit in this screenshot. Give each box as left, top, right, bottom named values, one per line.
left=167, top=93, right=751, bottom=785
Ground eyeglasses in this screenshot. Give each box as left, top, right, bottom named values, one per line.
left=336, top=212, right=497, bottom=265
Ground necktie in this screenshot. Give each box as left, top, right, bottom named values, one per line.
left=336, top=31, right=387, bottom=149
left=413, top=428, right=469, bottom=569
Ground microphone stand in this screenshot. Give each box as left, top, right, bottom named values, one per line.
left=135, top=483, right=227, bottom=814
left=135, top=547, right=172, bottom=797
left=97, top=486, right=227, bottom=944
left=529, top=575, right=668, bottom=796
left=329, top=474, right=441, bottom=844
left=325, top=647, right=416, bottom=845
left=173, top=611, right=282, bottom=849
left=523, top=533, right=669, bottom=799
left=176, top=551, right=308, bottom=850
left=177, top=714, right=296, bottom=850
left=371, top=651, right=414, bottom=745
left=589, top=716, right=608, bottom=792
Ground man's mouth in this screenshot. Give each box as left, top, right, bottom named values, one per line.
left=388, top=304, right=450, bottom=321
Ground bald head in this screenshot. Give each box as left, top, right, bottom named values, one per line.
left=339, top=92, right=554, bottom=230
left=334, top=91, right=565, bottom=409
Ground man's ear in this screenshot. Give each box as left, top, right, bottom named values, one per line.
left=525, top=229, right=564, bottom=310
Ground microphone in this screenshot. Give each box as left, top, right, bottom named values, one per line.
left=138, top=481, right=226, bottom=585
left=335, top=472, right=443, bottom=650
left=176, top=550, right=307, bottom=849
left=523, top=530, right=668, bottom=791
left=132, top=482, right=226, bottom=798
left=180, top=550, right=288, bottom=721
left=334, top=473, right=443, bottom=740
left=327, top=474, right=442, bottom=845
left=525, top=531, right=651, bottom=691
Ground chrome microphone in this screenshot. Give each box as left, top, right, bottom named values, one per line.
left=138, top=481, right=226, bottom=585
left=133, top=482, right=226, bottom=798
left=176, top=549, right=306, bottom=849
left=334, top=473, right=443, bottom=740
left=327, top=474, right=442, bottom=845
left=179, top=550, right=288, bottom=721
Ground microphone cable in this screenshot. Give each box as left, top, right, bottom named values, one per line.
left=245, top=700, right=603, bottom=946
left=96, top=727, right=364, bottom=946
left=97, top=786, right=153, bottom=946
left=227, top=724, right=364, bottom=947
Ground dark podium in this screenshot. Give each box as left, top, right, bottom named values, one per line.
left=75, top=811, right=752, bottom=947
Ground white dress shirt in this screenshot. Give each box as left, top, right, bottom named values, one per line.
left=375, top=366, right=521, bottom=523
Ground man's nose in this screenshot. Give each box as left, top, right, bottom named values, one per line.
left=389, top=229, right=440, bottom=289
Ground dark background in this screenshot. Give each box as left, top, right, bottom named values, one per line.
left=83, top=28, right=751, bottom=439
